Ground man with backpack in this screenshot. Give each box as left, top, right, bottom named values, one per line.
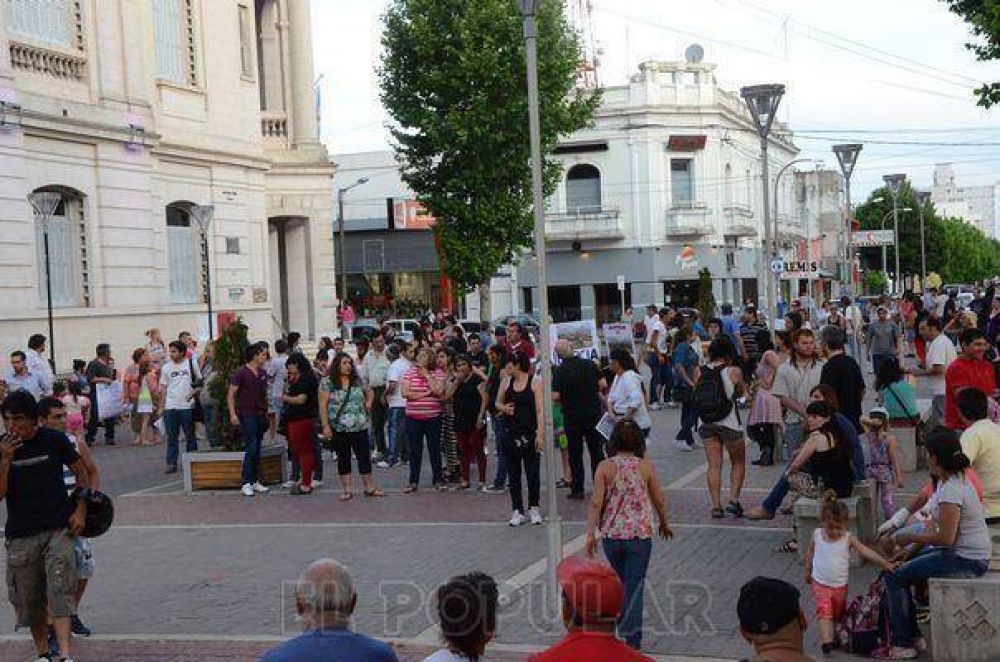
left=695, top=337, right=748, bottom=519
left=158, top=340, right=202, bottom=474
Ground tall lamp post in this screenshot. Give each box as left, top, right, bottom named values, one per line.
left=191, top=205, right=216, bottom=339
left=521, top=0, right=561, bottom=608
left=915, top=190, right=931, bottom=283
left=28, top=191, right=63, bottom=372
left=883, top=173, right=906, bottom=293
left=878, top=207, right=911, bottom=274
left=832, top=144, right=863, bottom=296
left=337, top=177, right=370, bottom=306
left=337, top=177, right=368, bottom=303
left=740, top=83, right=785, bottom=329
left=773, top=158, right=823, bottom=312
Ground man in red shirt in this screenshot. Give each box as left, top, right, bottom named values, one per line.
left=530, top=556, right=653, bottom=661
left=945, top=329, right=998, bottom=430
left=507, top=322, right=536, bottom=360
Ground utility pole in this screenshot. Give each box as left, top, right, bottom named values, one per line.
left=832, top=144, right=862, bottom=296
left=883, top=174, right=906, bottom=294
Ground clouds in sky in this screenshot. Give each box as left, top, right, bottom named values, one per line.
left=310, top=0, right=998, bottom=198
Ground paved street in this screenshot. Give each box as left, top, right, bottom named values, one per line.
left=0, top=365, right=933, bottom=660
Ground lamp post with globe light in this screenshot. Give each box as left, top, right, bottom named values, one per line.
left=883, top=174, right=907, bottom=294
left=28, top=191, right=63, bottom=372
left=337, top=177, right=369, bottom=308
left=832, top=144, right=862, bottom=295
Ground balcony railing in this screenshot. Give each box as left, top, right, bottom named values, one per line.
left=776, top=212, right=805, bottom=238
left=9, top=41, right=85, bottom=80
left=665, top=202, right=710, bottom=238
left=261, top=111, right=289, bottom=141
left=545, top=207, right=623, bottom=240
left=723, top=204, right=757, bottom=237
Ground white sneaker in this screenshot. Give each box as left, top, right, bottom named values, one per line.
left=282, top=480, right=295, bottom=488
left=529, top=507, right=543, bottom=525
left=312, top=479, right=324, bottom=487
left=376, top=460, right=391, bottom=469
left=649, top=402, right=663, bottom=411
left=241, top=483, right=255, bottom=497
left=508, top=511, right=525, bottom=527
left=253, top=482, right=270, bottom=493
left=372, top=451, right=383, bottom=461
left=675, top=440, right=694, bottom=452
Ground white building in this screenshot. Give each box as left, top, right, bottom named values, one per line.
left=932, top=163, right=999, bottom=239
left=515, top=58, right=801, bottom=323
left=792, top=169, right=847, bottom=302
left=0, top=0, right=334, bottom=371
left=332, top=150, right=517, bottom=322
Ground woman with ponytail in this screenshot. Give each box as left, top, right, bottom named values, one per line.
left=883, top=427, right=991, bottom=658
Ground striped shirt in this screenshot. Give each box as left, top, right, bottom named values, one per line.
left=63, top=433, right=80, bottom=495
left=403, top=367, right=445, bottom=420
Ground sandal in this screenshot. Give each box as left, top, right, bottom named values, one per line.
left=555, top=479, right=571, bottom=489
left=338, top=492, right=354, bottom=501
left=456, top=482, right=470, bottom=490
left=778, top=539, right=799, bottom=554
left=364, top=489, right=385, bottom=497
left=403, top=484, right=417, bottom=494
left=711, top=508, right=725, bottom=519
left=726, top=501, right=744, bottom=518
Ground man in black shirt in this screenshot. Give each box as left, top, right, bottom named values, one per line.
left=1, top=391, right=89, bottom=661
left=467, top=334, right=488, bottom=369
left=85, top=343, right=117, bottom=446
left=552, top=340, right=607, bottom=500
left=819, top=326, right=865, bottom=432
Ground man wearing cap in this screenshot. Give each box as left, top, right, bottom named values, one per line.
left=867, top=306, right=900, bottom=377
left=737, top=576, right=812, bottom=662
left=531, top=556, right=653, bottom=661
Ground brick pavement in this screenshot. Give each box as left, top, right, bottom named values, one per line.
left=0, top=383, right=940, bottom=660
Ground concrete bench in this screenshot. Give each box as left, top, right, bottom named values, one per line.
left=929, top=572, right=1000, bottom=662
left=888, top=421, right=922, bottom=473
left=852, top=480, right=877, bottom=545
left=794, top=496, right=866, bottom=568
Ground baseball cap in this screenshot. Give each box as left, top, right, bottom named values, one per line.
left=737, top=577, right=801, bottom=635
left=556, top=556, right=623, bottom=623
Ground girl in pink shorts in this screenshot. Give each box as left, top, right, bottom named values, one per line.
left=804, top=491, right=896, bottom=655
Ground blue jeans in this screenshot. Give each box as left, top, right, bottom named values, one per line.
left=646, top=354, right=660, bottom=405
left=762, top=422, right=804, bottom=513
left=885, top=548, right=988, bottom=646
left=603, top=538, right=653, bottom=649
left=239, top=414, right=267, bottom=485
left=406, top=415, right=443, bottom=486
left=164, top=408, right=196, bottom=468
left=658, top=357, right=674, bottom=400
left=202, top=403, right=222, bottom=449
left=491, top=416, right=510, bottom=489
left=387, top=407, right=406, bottom=464
left=781, top=421, right=804, bottom=463
left=676, top=394, right=698, bottom=444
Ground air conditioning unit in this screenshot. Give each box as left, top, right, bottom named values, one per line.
left=726, top=250, right=739, bottom=271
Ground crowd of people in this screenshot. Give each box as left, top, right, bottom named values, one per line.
left=2, top=281, right=1000, bottom=660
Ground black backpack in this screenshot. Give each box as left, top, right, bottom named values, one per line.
left=695, top=365, right=734, bottom=423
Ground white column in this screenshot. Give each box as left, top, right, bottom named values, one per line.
left=286, top=0, right=319, bottom=146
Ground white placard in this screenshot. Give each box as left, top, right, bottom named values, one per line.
left=596, top=412, right=616, bottom=441
left=602, top=322, right=635, bottom=357
left=549, top=320, right=600, bottom=365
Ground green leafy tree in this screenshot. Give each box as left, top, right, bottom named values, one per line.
left=943, top=0, right=1000, bottom=107
left=208, top=320, right=249, bottom=451
left=695, top=268, right=717, bottom=322
left=864, top=271, right=889, bottom=295
left=379, top=0, right=601, bottom=292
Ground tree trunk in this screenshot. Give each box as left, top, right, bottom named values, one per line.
left=478, top=282, right=492, bottom=322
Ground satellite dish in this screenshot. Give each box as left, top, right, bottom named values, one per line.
left=685, top=44, right=705, bottom=64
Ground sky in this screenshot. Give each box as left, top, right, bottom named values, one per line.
left=310, top=0, right=1000, bottom=200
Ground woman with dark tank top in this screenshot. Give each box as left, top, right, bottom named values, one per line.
left=495, top=352, right=543, bottom=527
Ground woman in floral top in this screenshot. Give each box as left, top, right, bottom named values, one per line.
left=319, top=352, right=384, bottom=500
left=586, top=420, right=673, bottom=650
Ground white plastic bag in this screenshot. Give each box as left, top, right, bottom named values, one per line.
left=95, top=382, right=125, bottom=420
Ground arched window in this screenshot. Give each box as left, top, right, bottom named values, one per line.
left=166, top=201, right=203, bottom=304
left=32, top=186, right=88, bottom=308
left=566, top=164, right=601, bottom=214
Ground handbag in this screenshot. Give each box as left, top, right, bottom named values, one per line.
left=324, top=385, right=353, bottom=445
left=787, top=470, right=822, bottom=499
left=188, top=357, right=204, bottom=389
left=884, top=383, right=926, bottom=446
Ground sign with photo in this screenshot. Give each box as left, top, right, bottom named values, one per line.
left=602, top=323, right=634, bottom=357
left=550, top=320, right=600, bottom=365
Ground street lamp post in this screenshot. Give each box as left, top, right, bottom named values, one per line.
left=878, top=207, right=911, bottom=276
left=883, top=174, right=906, bottom=293
left=28, top=191, right=63, bottom=372
left=521, top=0, right=562, bottom=608
left=337, top=177, right=370, bottom=306
left=832, top=144, right=863, bottom=296
left=773, top=159, right=823, bottom=313
left=191, top=205, right=216, bottom=339
left=740, top=83, right=785, bottom=329
left=915, top=191, right=931, bottom=282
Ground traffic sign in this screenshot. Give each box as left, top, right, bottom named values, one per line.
left=770, top=259, right=785, bottom=274
left=616, top=274, right=626, bottom=291
left=852, top=230, right=894, bottom=247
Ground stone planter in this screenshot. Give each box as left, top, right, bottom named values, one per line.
left=182, top=445, right=286, bottom=493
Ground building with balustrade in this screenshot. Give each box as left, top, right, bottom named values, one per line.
left=0, top=0, right=333, bottom=369
left=517, top=58, right=801, bottom=323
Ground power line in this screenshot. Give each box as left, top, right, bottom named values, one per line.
left=795, top=135, right=1000, bottom=147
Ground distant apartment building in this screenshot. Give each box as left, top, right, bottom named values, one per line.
left=792, top=169, right=847, bottom=303
left=933, top=163, right=999, bottom=239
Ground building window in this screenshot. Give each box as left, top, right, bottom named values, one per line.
left=152, top=0, right=197, bottom=86
left=566, top=164, right=601, bottom=213
left=671, top=159, right=694, bottom=206
left=225, top=236, right=240, bottom=254
left=166, top=202, right=202, bottom=304
left=6, top=0, right=80, bottom=48
left=33, top=190, right=88, bottom=308
left=363, top=239, right=385, bottom=272
left=238, top=3, right=254, bottom=78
